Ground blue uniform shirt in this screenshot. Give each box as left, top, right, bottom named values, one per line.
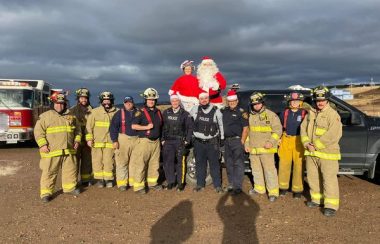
left=132, top=106, right=162, bottom=140
left=280, top=109, right=306, bottom=136
left=110, top=108, right=138, bottom=142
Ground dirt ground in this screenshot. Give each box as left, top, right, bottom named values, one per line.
left=0, top=145, right=379, bottom=244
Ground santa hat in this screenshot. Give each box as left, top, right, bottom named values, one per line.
left=227, top=90, right=238, bottom=101
left=201, top=56, right=214, bottom=64
left=198, top=91, right=209, bottom=99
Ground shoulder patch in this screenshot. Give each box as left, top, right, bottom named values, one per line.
left=135, top=111, right=141, bottom=117
left=242, top=112, right=249, bottom=119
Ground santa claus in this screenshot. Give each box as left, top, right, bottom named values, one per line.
left=197, top=56, right=227, bottom=108
left=169, top=60, right=205, bottom=112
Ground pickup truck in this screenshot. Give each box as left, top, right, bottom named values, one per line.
left=185, top=89, right=380, bottom=186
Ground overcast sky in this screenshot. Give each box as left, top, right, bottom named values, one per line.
left=1, top=0, right=380, bottom=103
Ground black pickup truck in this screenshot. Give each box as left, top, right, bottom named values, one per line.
left=185, top=89, right=380, bottom=185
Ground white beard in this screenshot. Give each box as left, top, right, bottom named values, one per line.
left=197, top=63, right=220, bottom=91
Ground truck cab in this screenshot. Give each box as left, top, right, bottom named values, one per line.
left=0, top=79, right=51, bottom=144
left=237, top=89, right=380, bottom=179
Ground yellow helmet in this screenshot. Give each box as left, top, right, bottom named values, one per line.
left=250, top=92, right=265, bottom=105
left=141, top=88, right=159, bottom=100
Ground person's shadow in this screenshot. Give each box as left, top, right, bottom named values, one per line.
left=217, top=193, right=260, bottom=244
left=150, top=200, right=193, bottom=244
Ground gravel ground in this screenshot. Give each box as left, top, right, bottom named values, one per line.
left=0, top=146, right=379, bottom=243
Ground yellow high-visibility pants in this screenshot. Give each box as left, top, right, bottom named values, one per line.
left=39, top=154, right=77, bottom=198
left=306, top=156, right=340, bottom=210
left=129, top=138, right=160, bottom=191
left=278, top=134, right=304, bottom=193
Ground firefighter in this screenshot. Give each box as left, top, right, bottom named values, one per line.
left=86, top=91, right=118, bottom=188
left=129, top=88, right=163, bottom=194
left=190, top=92, right=224, bottom=193
left=34, top=92, right=81, bottom=203
left=301, top=86, right=342, bottom=217
left=69, top=88, right=93, bottom=186
left=161, top=93, right=193, bottom=191
left=109, top=96, right=138, bottom=191
left=221, top=90, right=249, bottom=195
left=245, top=92, right=282, bottom=202
left=278, top=91, right=307, bottom=198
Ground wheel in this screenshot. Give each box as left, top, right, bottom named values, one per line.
left=185, top=148, right=212, bottom=186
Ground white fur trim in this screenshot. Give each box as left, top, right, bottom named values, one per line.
left=198, top=92, right=209, bottom=98
left=227, top=95, right=238, bottom=101
left=168, top=89, right=174, bottom=95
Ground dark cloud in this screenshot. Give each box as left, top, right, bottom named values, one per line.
left=1, top=0, right=380, bottom=103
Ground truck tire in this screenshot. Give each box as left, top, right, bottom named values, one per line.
left=186, top=149, right=212, bottom=186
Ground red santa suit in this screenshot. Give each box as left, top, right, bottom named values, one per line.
left=197, top=56, right=227, bottom=108
left=169, top=74, right=204, bottom=112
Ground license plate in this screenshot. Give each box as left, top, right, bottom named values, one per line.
left=6, top=139, right=17, bottom=144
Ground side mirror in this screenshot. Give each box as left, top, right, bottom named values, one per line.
left=351, top=112, right=362, bottom=125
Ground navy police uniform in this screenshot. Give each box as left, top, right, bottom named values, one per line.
left=190, top=104, right=224, bottom=191
left=222, top=106, right=249, bottom=191
left=161, top=107, right=193, bottom=188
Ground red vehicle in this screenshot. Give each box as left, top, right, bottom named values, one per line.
left=0, top=79, right=52, bottom=144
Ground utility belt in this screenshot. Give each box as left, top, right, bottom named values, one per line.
left=225, top=135, right=241, bottom=140
left=195, top=137, right=219, bottom=144
left=164, top=135, right=184, bottom=141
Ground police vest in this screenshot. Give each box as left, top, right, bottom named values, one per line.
left=163, top=109, right=185, bottom=139
left=194, top=106, right=218, bottom=137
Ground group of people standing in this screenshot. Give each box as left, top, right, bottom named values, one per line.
left=34, top=56, right=343, bottom=217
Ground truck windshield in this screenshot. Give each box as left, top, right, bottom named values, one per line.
left=0, top=89, right=33, bottom=108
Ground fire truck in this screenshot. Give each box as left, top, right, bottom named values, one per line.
left=0, top=79, right=52, bottom=144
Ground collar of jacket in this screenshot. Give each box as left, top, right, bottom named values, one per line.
left=102, top=106, right=117, bottom=113
left=250, top=106, right=266, bottom=115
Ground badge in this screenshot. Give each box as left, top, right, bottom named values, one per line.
left=135, top=111, right=141, bottom=117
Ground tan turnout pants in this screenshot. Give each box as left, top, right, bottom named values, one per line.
left=115, top=134, right=138, bottom=187
left=306, top=156, right=340, bottom=210
left=250, top=153, right=279, bottom=197
left=92, top=147, right=115, bottom=181
left=129, top=138, right=160, bottom=191
left=40, top=154, right=77, bottom=198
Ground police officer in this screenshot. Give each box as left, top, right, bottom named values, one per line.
left=69, top=88, right=93, bottom=186
left=221, top=90, right=249, bottom=195
left=110, top=96, right=138, bottom=191
left=278, top=91, right=307, bottom=199
left=301, top=86, right=342, bottom=217
left=130, top=88, right=163, bottom=194
left=190, top=92, right=224, bottom=193
left=245, top=92, right=282, bottom=202
left=86, top=91, right=118, bottom=188
left=161, top=93, right=193, bottom=191
left=34, top=92, right=81, bottom=202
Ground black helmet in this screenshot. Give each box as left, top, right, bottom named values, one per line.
left=75, top=88, right=90, bottom=98
left=312, top=86, right=331, bottom=101
left=99, top=91, right=114, bottom=103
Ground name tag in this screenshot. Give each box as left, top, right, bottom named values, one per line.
left=297, top=115, right=302, bottom=122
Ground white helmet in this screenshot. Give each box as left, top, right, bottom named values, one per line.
left=142, top=88, right=159, bottom=100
